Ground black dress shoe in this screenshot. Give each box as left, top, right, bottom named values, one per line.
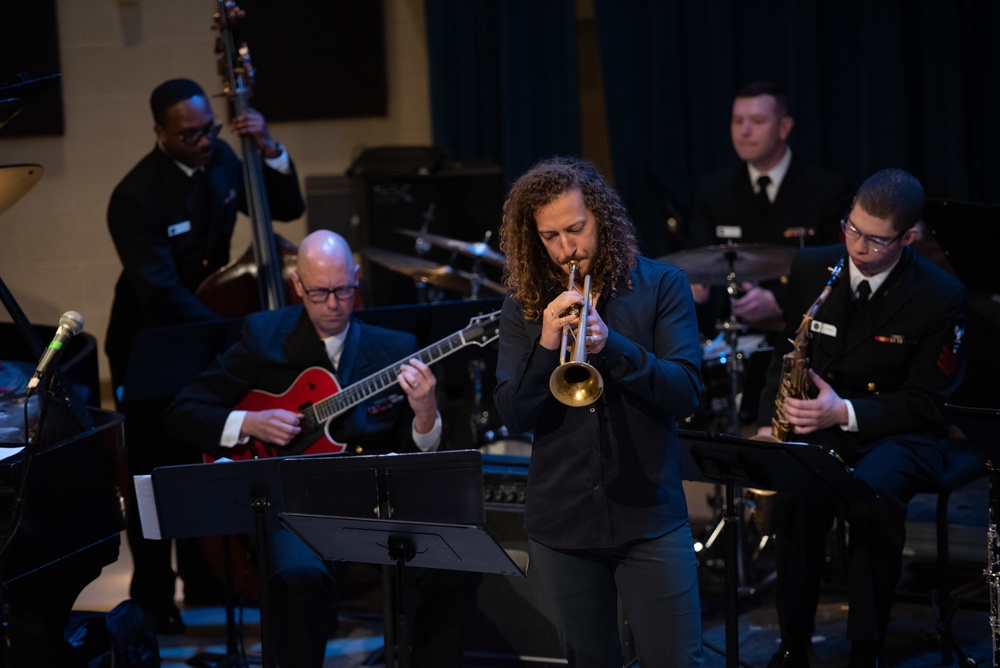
left=151, top=605, right=186, bottom=635
left=767, top=649, right=811, bottom=668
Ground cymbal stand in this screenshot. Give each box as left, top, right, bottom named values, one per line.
left=468, top=358, right=490, bottom=446
left=717, top=245, right=748, bottom=437
left=468, top=231, right=495, bottom=301
left=700, top=248, right=758, bottom=592
left=412, top=203, right=444, bottom=303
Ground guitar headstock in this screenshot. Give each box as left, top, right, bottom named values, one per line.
left=464, top=310, right=502, bottom=347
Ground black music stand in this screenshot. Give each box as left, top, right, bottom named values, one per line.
left=277, top=450, right=526, bottom=668
left=136, top=458, right=284, bottom=668
left=679, top=430, right=880, bottom=668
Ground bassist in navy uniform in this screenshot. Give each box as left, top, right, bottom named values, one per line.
left=166, top=230, right=474, bottom=668
left=105, top=78, right=304, bottom=634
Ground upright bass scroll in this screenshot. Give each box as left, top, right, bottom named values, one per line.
left=195, top=0, right=298, bottom=316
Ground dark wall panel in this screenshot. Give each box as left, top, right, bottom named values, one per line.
left=233, top=0, right=387, bottom=121
left=0, top=0, right=63, bottom=137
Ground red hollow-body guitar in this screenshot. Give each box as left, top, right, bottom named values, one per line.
left=205, top=310, right=501, bottom=462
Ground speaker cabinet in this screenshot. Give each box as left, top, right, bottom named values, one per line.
left=463, top=504, right=564, bottom=664
left=305, top=175, right=362, bottom=248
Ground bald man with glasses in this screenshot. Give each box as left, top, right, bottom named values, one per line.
left=165, top=230, right=474, bottom=668
left=756, top=169, right=967, bottom=668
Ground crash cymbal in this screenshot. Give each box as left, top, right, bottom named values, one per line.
left=0, top=164, right=43, bottom=217
left=396, top=229, right=506, bottom=267
left=362, top=247, right=506, bottom=296
left=658, top=243, right=798, bottom=286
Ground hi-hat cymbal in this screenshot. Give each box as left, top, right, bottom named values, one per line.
left=362, top=247, right=506, bottom=296
left=658, top=243, right=798, bottom=285
left=396, top=229, right=506, bottom=267
left=0, top=164, right=44, bottom=217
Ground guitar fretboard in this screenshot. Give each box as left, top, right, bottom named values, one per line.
left=309, top=315, right=497, bottom=423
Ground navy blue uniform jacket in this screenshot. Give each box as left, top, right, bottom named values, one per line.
left=757, top=245, right=967, bottom=453
left=166, top=307, right=422, bottom=461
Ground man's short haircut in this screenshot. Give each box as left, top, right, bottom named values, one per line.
left=854, top=168, right=925, bottom=232
left=735, top=80, right=790, bottom=118
left=150, top=79, right=207, bottom=125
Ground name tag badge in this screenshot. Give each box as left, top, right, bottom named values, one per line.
left=810, top=320, right=838, bottom=338
left=716, top=225, right=743, bottom=239
left=167, top=220, right=192, bottom=237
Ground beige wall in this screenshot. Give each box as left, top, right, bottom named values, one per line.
left=0, top=0, right=431, bottom=394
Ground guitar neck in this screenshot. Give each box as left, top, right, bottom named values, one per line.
left=311, top=329, right=472, bottom=422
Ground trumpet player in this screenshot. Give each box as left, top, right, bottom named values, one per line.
left=495, top=157, right=704, bottom=667
left=757, top=169, right=967, bottom=668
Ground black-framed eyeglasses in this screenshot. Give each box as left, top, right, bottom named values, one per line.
left=177, top=121, right=223, bottom=146
left=299, top=280, right=358, bottom=304
left=840, top=218, right=902, bottom=254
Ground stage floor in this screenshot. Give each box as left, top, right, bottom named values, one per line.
left=74, top=475, right=994, bottom=666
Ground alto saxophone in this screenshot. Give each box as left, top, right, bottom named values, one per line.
left=768, top=256, right=846, bottom=442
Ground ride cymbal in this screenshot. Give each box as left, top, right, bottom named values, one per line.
left=362, top=247, right=506, bottom=296
left=658, top=243, right=798, bottom=286
left=395, top=229, right=506, bottom=267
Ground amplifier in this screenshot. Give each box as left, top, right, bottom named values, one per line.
left=483, top=453, right=529, bottom=507
left=464, top=454, right=565, bottom=664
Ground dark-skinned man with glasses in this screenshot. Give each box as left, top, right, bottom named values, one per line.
left=756, top=169, right=967, bottom=668
left=166, top=230, right=474, bottom=668
left=106, top=78, right=304, bottom=633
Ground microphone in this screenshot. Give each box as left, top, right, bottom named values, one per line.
left=25, top=311, right=84, bottom=397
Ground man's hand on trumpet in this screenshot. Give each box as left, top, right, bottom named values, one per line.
left=541, top=292, right=608, bottom=355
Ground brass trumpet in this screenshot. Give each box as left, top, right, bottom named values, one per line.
left=549, top=261, right=604, bottom=407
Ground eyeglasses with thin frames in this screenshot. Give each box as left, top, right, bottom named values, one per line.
left=298, top=280, right=358, bottom=304
left=840, top=218, right=902, bottom=254
left=177, top=121, right=223, bottom=146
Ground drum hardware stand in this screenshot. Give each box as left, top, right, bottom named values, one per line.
left=698, top=254, right=763, bottom=593
left=464, top=231, right=493, bottom=301
left=411, top=202, right=444, bottom=303
left=467, top=358, right=491, bottom=447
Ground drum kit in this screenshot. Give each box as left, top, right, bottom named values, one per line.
left=659, top=242, right=797, bottom=435
left=659, top=241, right=798, bottom=596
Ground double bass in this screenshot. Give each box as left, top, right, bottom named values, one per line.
left=193, top=0, right=299, bottom=605
left=195, top=0, right=299, bottom=317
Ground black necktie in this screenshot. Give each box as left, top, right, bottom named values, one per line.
left=854, top=280, right=871, bottom=312
left=190, top=169, right=212, bottom=218
left=756, top=175, right=772, bottom=216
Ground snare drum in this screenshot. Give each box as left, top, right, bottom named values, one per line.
left=480, top=427, right=532, bottom=457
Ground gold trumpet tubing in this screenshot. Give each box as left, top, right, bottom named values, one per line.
left=558, top=261, right=578, bottom=365
left=549, top=272, right=604, bottom=407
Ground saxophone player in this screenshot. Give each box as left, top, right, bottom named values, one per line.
left=757, top=168, right=967, bottom=668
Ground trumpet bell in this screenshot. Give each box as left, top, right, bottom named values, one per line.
left=549, top=361, right=604, bottom=407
